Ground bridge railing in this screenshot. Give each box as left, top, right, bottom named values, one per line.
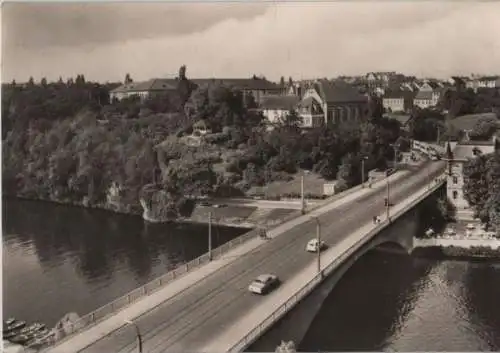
left=227, top=176, right=445, bottom=353
left=46, top=171, right=410, bottom=348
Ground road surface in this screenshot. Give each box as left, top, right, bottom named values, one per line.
left=79, top=161, right=446, bottom=353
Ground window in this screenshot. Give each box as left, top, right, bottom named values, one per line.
left=452, top=176, right=458, bottom=184
left=453, top=191, right=458, bottom=199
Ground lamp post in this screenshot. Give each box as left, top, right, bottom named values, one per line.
left=312, top=216, right=321, bottom=276
left=208, top=211, right=213, bottom=261
left=361, top=156, right=368, bottom=188
left=124, top=320, right=143, bottom=353
left=386, top=143, right=400, bottom=220
left=301, top=175, right=306, bottom=214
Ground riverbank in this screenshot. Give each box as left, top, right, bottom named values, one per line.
left=413, top=236, right=500, bottom=259
left=4, top=194, right=298, bottom=230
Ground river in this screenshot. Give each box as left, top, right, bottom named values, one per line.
left=2, top=198, right=248, bottom=327
left=299, top=249, right=500, bottom=351
left=3, top=199, right=500, bottom=351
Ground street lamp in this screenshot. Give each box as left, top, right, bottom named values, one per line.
left=385, top=143, right=400, bottom=220
left=312, top=216, right=321, bottom=276
left=208, top=211, right=213, bottom=261
left=301, top=175, right=306, bottom=214
left=124, top=319, right=143, bottom=353
left=361, top=156, right=368, bottom=188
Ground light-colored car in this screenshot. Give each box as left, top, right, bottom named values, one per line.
left=248, top=274, right=280, bottom=295
left=306, top=238, right=327, bottom=252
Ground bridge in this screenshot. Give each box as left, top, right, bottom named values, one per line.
left=45, top=159, right=446, bottom=353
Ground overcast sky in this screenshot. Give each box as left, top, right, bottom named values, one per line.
left=2, top=1, right=500, bottom=83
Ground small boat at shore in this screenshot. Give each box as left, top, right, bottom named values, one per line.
left=18, top=322, right=46, bottom=335
left=3, top=319, right=26, bottom=333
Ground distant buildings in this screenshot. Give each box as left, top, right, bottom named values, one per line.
left=110, top=77, right=283, bottom=104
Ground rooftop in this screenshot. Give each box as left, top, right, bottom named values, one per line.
left=260, top=95, right=300, bottom=110
left=315, top=79, right=368, bottom=104
left=111, top=77, right=281, bottom=94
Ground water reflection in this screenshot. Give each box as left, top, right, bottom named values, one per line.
left=2, top=198, right=248, bottom=327
left=300, top=250, right=500, bottom=352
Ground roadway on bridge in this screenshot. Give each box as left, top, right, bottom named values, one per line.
left=78, top=161, right=446, bottom=353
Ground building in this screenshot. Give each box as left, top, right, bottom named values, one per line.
left=300, top=80, right=369, bottom=126
left=297, top=96, right=324, bottom=128
left=444, top=139, right=497, bottom=209
left=110, top=77, right=283, bottom=104
left=109, top=79, right=178, bottom=101
left=259, top=95, right=301, bottom=124
left=413, top=81, right=445, bottom=109
left=382, top=90, right=415, bottom=113
left=465, top=76, right=500, bottom=92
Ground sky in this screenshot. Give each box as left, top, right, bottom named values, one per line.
left=2, top=1, right=500, bottom=83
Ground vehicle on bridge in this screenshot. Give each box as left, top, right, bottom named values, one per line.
left=248, top=274, right=280, bottom=295
left=306, top=239, right=327, bottom=252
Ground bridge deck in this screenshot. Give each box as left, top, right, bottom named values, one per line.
left=46, top=161, right=445, bottom=353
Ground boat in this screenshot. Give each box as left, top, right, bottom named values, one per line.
left=4, top=318, right=16, bottom=326
left=10, top=333, right=32, bottom=345
left=3, top=320, right=26, bottom=333
left=18, top=322, right=46, bottom=334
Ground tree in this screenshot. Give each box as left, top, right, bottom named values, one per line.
left=336, top=153, right=360, bottom=189
left=124, top=73, right=133, bottom=84
left=178, top=65, right=187, bottom=80
left=469, top=117, right=498, bottom=141
left=280, top=109, right=301, bottom=128
left=288, top=77, right=293, bottom=86
left=280, top=76, right=285, bottom=87
left=41, top=77, right=48, bottom=86
left=463, top=154, right=493, bottom=223
left=28, top=77, right=34, bottom=86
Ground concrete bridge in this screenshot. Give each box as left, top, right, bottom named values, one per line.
left=246, top=186, right=446, bottom=351
left=45, top=160, right=446, bottom=353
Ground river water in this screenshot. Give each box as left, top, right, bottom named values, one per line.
left=3, top=199, right=500, bottom=351
left=2, top=198, right=247, bottom=327
left=299, top=250, right=500, bottom=351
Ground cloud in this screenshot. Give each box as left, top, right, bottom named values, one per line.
left=2, top=2, right=499, bottom=83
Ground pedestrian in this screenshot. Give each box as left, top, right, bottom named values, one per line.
left=373, top=216, right=377, bottom=224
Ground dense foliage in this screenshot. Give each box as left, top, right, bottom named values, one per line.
left=463, top=151, right=500, bottom=236
left=438, top=87, right=500, bottom=118
left=2, top=73, right=401, bottom=220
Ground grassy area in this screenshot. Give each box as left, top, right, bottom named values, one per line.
left=246, top=171, right=327, bottom=198
left=264, top=208, right=297, bottom=221
left=448, top=113, right=498, bottom=131
left=190, top=205, right=258, bottom=220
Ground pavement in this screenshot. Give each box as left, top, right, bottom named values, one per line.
left=46, top=161, right=445, bottom=353
left=207, top=198, right=321, bottom=210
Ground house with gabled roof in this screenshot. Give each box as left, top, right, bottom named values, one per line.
left=382, top=89, right=415, bottom=113
left=413, top=81, right=448, bottom=109
left=300, top=79, right=369, bottom=126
